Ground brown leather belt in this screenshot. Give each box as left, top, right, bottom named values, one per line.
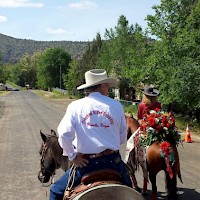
left=84, top=149, right=119, bottom=159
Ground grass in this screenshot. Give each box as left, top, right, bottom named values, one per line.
left=0, top=91, right=9, bottom=96
left=31, top=89, right=78, bottom=100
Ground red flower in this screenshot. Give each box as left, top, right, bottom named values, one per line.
left=162, top=116, right=168, bottom=126
left=160, top=141, right=174, bottom=179
left=147, top=116, right=156, bottom=127
left=166, top=123, right=172, bottom=128
left=160, top=141, right=171, bottom=152
left=155, top=108, right=160, bottom=112
left=170, top=117, right=175, bottom=126
left=140, top=110, right=178, bottom=140
left=156, top=125, right=163, bottom=132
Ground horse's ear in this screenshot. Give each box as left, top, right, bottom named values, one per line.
left=40, top=130, right=47, bottom=142
left=51, top=129, right=57, bottom=136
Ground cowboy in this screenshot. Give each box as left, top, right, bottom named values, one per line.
left=50, top=69, right=132, bottom=200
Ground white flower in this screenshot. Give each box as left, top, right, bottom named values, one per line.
left=163, top=127, right=168, bottom=131
left=150, top=110, right=156, bottom=114
left=147, top=127, right=155, bottom=134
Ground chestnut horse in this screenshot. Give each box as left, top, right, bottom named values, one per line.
left=125, top=114, right=182, bottom=200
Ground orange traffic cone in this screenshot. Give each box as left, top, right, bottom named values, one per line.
left=185, top=124, right=192, bottom=143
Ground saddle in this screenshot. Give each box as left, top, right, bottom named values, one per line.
left=64, top=169, right=121, bottom=200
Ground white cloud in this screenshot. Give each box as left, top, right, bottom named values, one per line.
left=0, top=0, right=43, bottom=8
left=45, top=28, right=74, bottom=36
left=0, top=15, right=7, bottom=22
left=69, top=0, right=97, bottom=10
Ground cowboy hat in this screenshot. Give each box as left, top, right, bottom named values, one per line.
left=143, top=86, right=159, bottom=97
left=77, top=69, right=118, bottom=90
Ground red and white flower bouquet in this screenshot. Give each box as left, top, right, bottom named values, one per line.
left=139, top=109, right=181, bottom=147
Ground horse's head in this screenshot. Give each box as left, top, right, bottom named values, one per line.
left=125, top=114, right=139, bottom=139
left=38, top=130, right=58, bottom=183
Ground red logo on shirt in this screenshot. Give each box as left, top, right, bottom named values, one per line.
left=82, top=110, right=114, bottom=128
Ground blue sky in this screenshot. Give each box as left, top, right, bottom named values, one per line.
left=0, top=0, right=160, bottom=42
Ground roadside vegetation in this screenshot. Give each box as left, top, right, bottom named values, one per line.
left=31, top=89, right=200, bottom=135
left=1, top=87, right=199, bottom=135
left=0, top=91, right=8, bottom=96
left=31, top=89, right=79, bottom=100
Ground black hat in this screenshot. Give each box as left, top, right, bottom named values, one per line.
left=143, top=86, right=159, bottom=97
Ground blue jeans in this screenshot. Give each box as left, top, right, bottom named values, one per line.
left=50, top=152, right=132, bottom=200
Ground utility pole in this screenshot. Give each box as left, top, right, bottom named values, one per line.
left=59, top=64, right=62, bottom=89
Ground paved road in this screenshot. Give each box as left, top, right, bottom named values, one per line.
left=0, top=91, right=71, bottom=200
left=0, top=91, right=199, bottom=200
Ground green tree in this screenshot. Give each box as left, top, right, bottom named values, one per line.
left=8, top=63, right=22, bottom=85
left=16, top=53, right=37, bottom=87
left=0, top=53, right=6, bottom=83
left=98, top=15, right=148, bottom=89
left=63, top=60, right=80, bottom=95
left=170, top=0, right=200, bottom=110
left=79, top=33, right=103, bottom=75
left=37, top=48, right=71, bottom=90
left=146, top=0, right=200, bottom=113
left=0, top=65, right=7, bottom=84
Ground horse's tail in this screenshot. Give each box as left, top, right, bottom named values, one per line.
left=178, top=169, right=183, bottom=183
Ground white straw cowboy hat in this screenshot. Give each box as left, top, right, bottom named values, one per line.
left=77, top=69, right=118, bottom=90
left=143, top=86, right=159, bottom=97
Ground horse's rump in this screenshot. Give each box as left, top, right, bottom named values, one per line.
left=146, top=141, right=180, bottom=178
left=70, top=183, right=145, bottom=200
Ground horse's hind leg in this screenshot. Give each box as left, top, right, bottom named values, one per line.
left=165, top=172, right=178, bottom=200
left=142, top=177, right=148, bottom=195
left=140, top=162, right=148, bottom=195
left=127, top=149, right=141, bottom=193
left=149, top=172, right=157, bottom=200
left=130, top=174, right=141, bottom=193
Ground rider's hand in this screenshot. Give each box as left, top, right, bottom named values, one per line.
left=72, top=153, right=89, bottom=168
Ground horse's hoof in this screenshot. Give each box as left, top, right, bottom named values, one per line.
left=150, top=193, right=157, bottom=200
left=142, top=191, right=148, bottom=196
left=135, top=187, right=142, bottom=193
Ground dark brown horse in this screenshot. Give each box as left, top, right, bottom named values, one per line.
left=125, top=114, right=182, bottom=200
left=38, top=129, right=71, bottom=184
left=38, top=130, right=146, bottom=200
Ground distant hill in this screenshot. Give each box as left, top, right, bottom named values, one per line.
left=0, top=33, right=89, bottom=64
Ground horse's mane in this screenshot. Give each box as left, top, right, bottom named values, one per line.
left=45, top=133, right=71, bottom=171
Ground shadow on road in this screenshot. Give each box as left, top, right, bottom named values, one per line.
left=178, top=187, right=200, bottom=200
left=141, top=187, right=200, bottom=200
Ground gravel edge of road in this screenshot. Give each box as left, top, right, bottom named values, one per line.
left=0, top=100, right=4, bottom=118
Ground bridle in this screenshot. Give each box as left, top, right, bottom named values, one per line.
left=38, top=141, right=56, bottom=186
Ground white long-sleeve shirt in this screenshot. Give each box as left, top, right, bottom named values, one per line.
left=57, top=92, right=127, bottom=161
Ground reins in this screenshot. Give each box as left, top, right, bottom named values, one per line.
left=63, top=164, right=77, bottom=199
left=39, top=142, right=57, bottom=187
